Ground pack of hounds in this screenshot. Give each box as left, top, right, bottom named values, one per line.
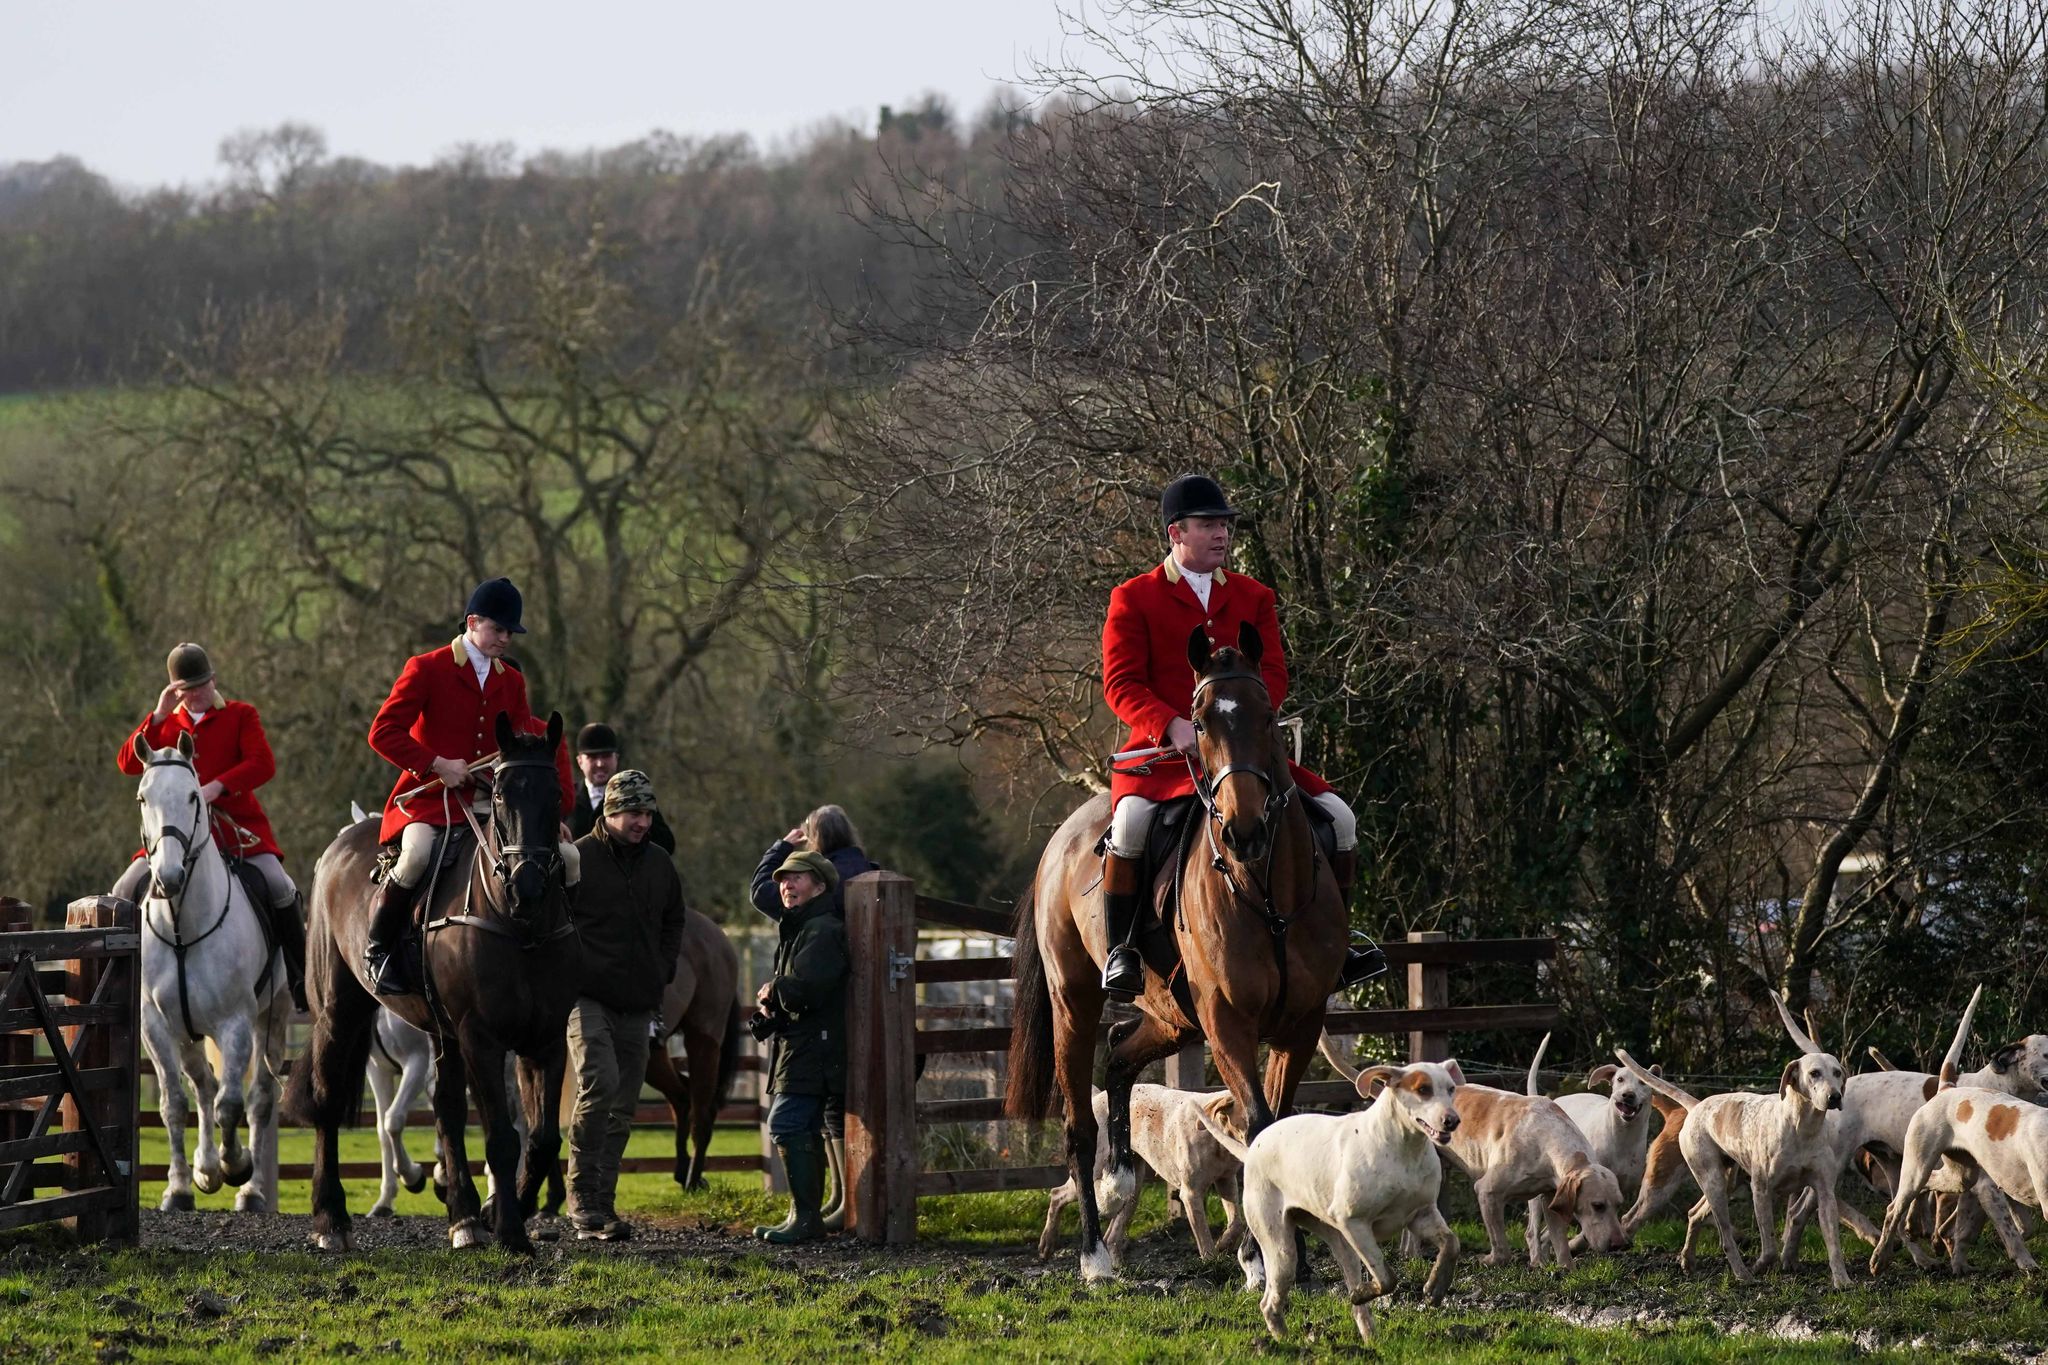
left=1041, top=986, right=2048, bottom=1345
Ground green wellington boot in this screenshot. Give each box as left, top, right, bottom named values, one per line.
left=820, top=1135, right=848, bottom=1233
left=755, top=1132, right=826, bottom=1245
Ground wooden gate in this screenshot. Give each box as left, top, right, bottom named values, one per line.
left=842, top=871, right=1557, bottom=1244
left=0, top=897, right=141, bottom=1243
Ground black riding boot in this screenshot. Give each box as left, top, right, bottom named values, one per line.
left=270, top=892, right=310, bottom=1013
left=365, top=878, right=419, bottom=996
left=1329, top=850, right=1388, bottom=987
left=1100, top=853, right=1145, bottom=1001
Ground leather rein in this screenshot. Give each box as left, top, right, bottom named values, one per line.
left=1116, top=668, right=1308, bottom=1019
left=425, top=753, right=574, bottom=948
left=138, top=753, right=242, bottom=1042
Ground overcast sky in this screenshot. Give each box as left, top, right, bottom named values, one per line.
left=6, top=0, right=1103, bottom=190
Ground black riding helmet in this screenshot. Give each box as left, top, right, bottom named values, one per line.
left=1160, top=474, right=1241, bottom=527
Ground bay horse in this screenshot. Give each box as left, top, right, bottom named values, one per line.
left=288, top=712, right=579, bottom=1252
left=130, top=733, right=290, bottom=1213
left=1006, top=624, right=1347, bottom=1282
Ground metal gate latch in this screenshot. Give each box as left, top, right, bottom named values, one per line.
left=887, top=949, right=914, bottom=992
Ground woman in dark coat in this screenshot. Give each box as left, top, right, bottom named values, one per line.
left=748, top=803, right=877, bottom=1230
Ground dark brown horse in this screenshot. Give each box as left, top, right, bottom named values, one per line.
left=1007, top=625, right=1346, bottom=1281
left=288, top=713, right=579, bottom=1253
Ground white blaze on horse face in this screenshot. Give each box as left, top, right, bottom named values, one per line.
left=1212, top=697, right=1238, bottom=716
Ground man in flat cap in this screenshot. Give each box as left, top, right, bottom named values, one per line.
left=562, top=768, right=689, bottom=1240
left=569, top=723, right=675, bottom=854
left=363, top=577, right=576, bottom=995
left=113, top=642, right=308, bottom=1011
left=749, top=847, right=847, bottom=1245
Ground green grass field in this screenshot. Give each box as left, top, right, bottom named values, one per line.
left=0, top=1123, right=2026, bottom=1361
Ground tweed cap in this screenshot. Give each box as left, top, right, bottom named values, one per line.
left=166, top=643, right=214, bottom=690
left=602, top=769, right=658, bottom=815
left=772, top=848, right=839, bottom=891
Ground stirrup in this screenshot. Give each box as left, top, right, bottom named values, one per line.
left=1101, top=944, right=1145, bottom=1001
left=1338, top=940, right=1389, bottom=987
left=365, top=943, right=414, bottom=997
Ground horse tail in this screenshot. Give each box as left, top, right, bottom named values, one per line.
left=1005, top=879, right=1055, bottom=1122
left=714, top=1001, right=743, bottom=1111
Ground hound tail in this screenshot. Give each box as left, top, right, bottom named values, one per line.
left=1866, top=1046, right=1899, bottom=1071
left=1617, top=1049, right=1700, bottom=1112
left=1938, top=984, right=1983, bottom=1090
left=1192, top=1092, right=1250, bottom=1162
left=1527, top=1032, right=1552, bottom=1097
left=1317, top=1028, right=1363, bottom=1084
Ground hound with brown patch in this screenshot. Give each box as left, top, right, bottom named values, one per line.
left=1039, top=1084, right=1244, bottom=1264
left=1441, top=1056, right=1630, bottom=1268
left=1526, top=1033, right=1667, bottom=1250
left=1619, top=1010, right=1855, bottom=1289
left=1194, top=1061, right=1464, bottom=1345
left=1869, top=1087, right=2043, bottom=1275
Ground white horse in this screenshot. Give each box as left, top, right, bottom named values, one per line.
left=131, top=732, right=289, bottom=1212
left=366, top=1007, right=434, bottom=1216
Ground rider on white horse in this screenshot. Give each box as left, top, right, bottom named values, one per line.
left=113, top=642, right=307, bottom=1012
left=129, top=727, right=289, bottom=1212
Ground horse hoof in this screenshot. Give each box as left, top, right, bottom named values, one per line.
left=1079, top=1245, right=1116, bottom=1284
left=222, top=1156, right=255, bottom=1188
left=451, top=1220, right=486, bottom=1249
left=368, top=1204, right=396, bottom=1218
left=312, top=1229, right=353, bottom=1253
left=193, top=1169, right=223, bottom=1195
left=431, top=1181, right=449, bottom=1207
left=403, top=1167, right=429, bottom=1194
left=161, top=1190, right=196, bottom=1213
left=234, top=1192, right=267, bottom=1214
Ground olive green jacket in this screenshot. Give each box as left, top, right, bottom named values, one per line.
left=765, top=893, right=849, bottom=1096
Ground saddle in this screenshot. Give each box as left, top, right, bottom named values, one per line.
left=1102, top=795, right=1340, bottom=1008
left=370, top=823, right=473, bottom=885
left=226, top=856, right=279, bottom=999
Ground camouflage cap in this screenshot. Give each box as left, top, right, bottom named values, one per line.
left=602, top=769, right=658, bottom=815
left=772, top=848, right=839, bottom=891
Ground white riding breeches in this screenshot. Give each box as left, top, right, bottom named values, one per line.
left=391, top=817, right=580, bottom=889
left=1109, top=790, right=1356, bottom=858
left=113, top=850, right=297, bottom=908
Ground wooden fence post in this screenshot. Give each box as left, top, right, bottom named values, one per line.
left=1407, top=930, right=1450, bottom=1063
left=64, top=896, right=138, bottom=1243
left=1166, top=1044, right=1206, bottom=1090
left=845, top=871, right=916, bottom=1244
left=0, top=902, right=31, bottom=1163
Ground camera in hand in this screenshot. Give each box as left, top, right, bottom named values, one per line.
left=747, top=1008, right=784, bottom=1042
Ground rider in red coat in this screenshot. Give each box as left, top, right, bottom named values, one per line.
left=112, top=642, right=307, bottom=1010
left=362, top=577, right=577, bottom=994
left=1098, top=475, right=1384, bottom=999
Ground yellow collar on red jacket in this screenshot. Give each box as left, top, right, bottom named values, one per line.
left=1161, top=554, right=1227, bottom=586
left=447, top=638, right=505, bottom=674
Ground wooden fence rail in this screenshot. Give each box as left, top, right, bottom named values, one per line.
left=843, top=872, right=1557, bottom=1245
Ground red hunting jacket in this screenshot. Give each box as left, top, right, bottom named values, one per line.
left=115, top=699, right=283, bottom=859
left=1104, top=557, right=1332, bottom=806
left=369, top=639, right=574, bottom=844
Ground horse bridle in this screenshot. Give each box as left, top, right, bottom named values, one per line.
left=1189, top=670, right=1296, bottom=850
left=139, top=754, right=206, bottom=897
left=483, top=754, right=566, bottom=893
left=138, top=752, right=236, bottom=1041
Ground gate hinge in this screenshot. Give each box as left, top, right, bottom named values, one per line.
left=887, top=949, right=914, bottom=992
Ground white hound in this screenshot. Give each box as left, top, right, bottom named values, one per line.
left=1195, top=1061, right=1464, bottom=1345
left=1040, top=1085, right=1243, bottom=1264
